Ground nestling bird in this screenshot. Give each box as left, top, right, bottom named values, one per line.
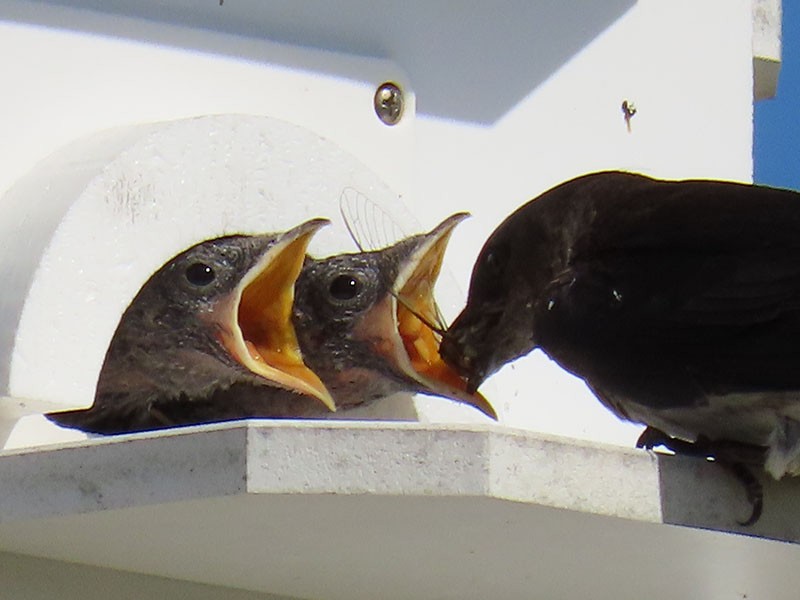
left=48, top=219, right=335, bottom=434
left=440, top=170, right=800, bottom=523
left=293, top=213, right=496, bottom=418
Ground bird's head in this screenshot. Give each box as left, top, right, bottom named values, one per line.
left=293, top=213, right=497, bottom=418
left=440, top=204, right=557, bottom=393
left=97, top=219, right=335, bottom=410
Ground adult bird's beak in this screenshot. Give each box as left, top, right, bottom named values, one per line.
left=356, top=213, right=498, bottom=419
left=214, top=219, right=337, bottom=411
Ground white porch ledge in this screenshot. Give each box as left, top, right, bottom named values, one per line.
left=1, top=421, right=800, bottom=599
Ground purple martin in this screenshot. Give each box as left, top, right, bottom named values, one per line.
left=441, top=170, right=800, bottom=523
left=293, top=213, right=497, bottom=418
left=48, top=219, right=334, bottom=434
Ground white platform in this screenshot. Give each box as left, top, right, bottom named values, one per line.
left=2, top=421, right=799, bottom=600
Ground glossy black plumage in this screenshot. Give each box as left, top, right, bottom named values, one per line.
left=441, top=171, right=800, bottom=490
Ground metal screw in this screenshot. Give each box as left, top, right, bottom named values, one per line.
left=374, top=82, right=404, bottom=126
left=621, top=100, right=637, bottom=132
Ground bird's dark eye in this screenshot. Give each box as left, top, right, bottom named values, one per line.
left=329, top=274, right=361, bottom=300
left=185, top=262, right=216, bottom=286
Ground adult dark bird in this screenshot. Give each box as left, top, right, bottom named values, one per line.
left=48, top=219, right=335, bottom=434
left=293, top=213, right=496, bottom=419
left=440, top=170, right=800, bottom=523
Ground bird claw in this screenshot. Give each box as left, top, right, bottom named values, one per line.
left=636, top=426, right=708, bottom=457
left=728, top=462, right=764, bottom=526
left=636, top=426, right=667, bottom=450
left=635, top=426, right=766, bottom=526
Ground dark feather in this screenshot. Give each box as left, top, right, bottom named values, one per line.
left=441, top=171, right=800, bottom=481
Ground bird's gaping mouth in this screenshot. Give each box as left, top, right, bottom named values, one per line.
left=362, top=213, right=497, bottom=419
left=217, top=219, right=336, bottom=411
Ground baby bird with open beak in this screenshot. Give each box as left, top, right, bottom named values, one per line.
left=48, top=219, right=333, bottom=434
left=292, top=213, right=497, bottom=419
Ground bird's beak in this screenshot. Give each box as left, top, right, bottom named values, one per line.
left=439, top=308, right=501, bottom=394
left=216, top=219, right=337, bottom=412
left=356, top=213, right=497, bottom=420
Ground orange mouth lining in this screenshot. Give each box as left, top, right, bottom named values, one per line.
left=395, top=220, right=490, bottom=398
left=220, top=222, right=335, bottom=411
left=397, top=301, right=473, bottom=393
left=238, top=233, right=309, bottom=373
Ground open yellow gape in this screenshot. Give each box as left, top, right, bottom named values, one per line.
left=394, top=213, right=497, bottom=419
left=223, top=219, right=336, bottom=411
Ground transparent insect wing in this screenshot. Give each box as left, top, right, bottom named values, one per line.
left=339, top=187, right=410, bottom=252
left=432, top=299, right=447, bottom=334
left=339, top=187, right=449, bottom=334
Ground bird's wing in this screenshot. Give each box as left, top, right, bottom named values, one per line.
left=555, top=180, right=800, bottom=399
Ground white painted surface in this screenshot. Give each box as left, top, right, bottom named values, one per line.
left=1, top=551, right=295, bottom=600
left=0, top=1, right=769, bottom=442
left=753, top=0, right=783, bottom=99
left=1, top=115, right=422, bottom=416
left=754, top=0, right=783, bottom=61
left=1, top=422, right=800, bottom=599
left=0, top=1, right=790, bottom=596
left=0, top=0, right=415, bottom=197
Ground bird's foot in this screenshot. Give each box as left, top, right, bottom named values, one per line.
left=635, top=426, right=765, bottom=526
left=636, top=426, right=709, bottom=457
left=726, top=462, right=763, bottom=526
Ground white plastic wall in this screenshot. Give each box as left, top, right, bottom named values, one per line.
left=0, top=0, right=756, bottom=447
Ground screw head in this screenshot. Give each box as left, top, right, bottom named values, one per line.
left=374, top=82, right=404, bottom=126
